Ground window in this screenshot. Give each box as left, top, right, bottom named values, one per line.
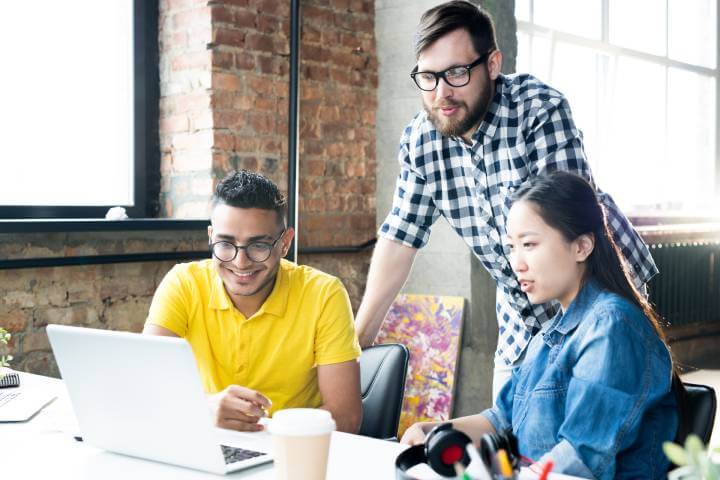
left=515, top=0, right=718, bottom=215
left=0, top=0, right=158, bottom=219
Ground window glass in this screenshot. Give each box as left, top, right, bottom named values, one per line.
left=668, top=0, right=716, bottom=68
left=609, top=0, right=666, bottom=56
left=534, top=0, right=602, bottom=39
left=0, top=0, right=134, bottom=207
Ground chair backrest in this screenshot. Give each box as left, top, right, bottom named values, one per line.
left=358, top=343, right=409, bottom=439
left=681, top=382, right=717, bottom=444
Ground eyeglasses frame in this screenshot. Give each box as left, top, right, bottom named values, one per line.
left=410, top=51, right=491, bottom=91
left=210, top=229, right=286, bottom=263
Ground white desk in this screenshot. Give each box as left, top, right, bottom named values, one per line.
left=2, top=373, right=579, bottom=479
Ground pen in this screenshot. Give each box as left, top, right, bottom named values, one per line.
left=453, top=461, right=472, bottom=480
left=538, top=460, right=554, bottom=480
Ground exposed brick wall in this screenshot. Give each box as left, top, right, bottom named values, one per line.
left=0, top=231, right=208, bottom=376
left=159, top=0, right=378, bottom=304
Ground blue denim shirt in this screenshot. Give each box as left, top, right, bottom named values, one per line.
left=481, top=280, right=677, bottom=479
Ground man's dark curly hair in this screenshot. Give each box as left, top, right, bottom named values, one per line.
left=212, top=170, right=287, bottom=226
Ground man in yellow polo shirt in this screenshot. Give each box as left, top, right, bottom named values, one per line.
left=143, top=170, right=362, bottom=433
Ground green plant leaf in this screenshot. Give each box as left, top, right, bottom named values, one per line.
left=685, top=434, right=705, bottom=457
left=664, top=441, right=689, bottom=466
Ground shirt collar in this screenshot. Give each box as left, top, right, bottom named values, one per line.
left=543, top=278, right=603, bottom=342
left=208, top=259, right=291, bottom=318
left=470, top=74, right=506, bottom=143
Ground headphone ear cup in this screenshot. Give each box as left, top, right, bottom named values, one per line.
left=479, top=432, right=499, bottom=470
left=426, top=429, right=472, bottom=477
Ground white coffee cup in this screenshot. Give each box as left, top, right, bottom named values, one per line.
left=268, top=408, right=336, bottom=480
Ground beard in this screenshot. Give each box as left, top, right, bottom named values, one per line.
left=424, top=81, right=493, bottom=138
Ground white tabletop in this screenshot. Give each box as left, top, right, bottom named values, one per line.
left=2, top=372, right=580, bottom=480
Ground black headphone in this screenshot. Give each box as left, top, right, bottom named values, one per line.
left=478, top=428, right=521, bottom=472
left=395, top=423, right=471, bottom=479
left=395, top=424, right=520, bottom=479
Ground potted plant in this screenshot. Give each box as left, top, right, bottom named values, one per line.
left=665, top=434, right=720, bottom=479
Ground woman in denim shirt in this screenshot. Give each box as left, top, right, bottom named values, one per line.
left=402, top=172, right=679, bottom=479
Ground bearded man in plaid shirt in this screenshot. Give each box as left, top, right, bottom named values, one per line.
left=355, top=0, right=657, bottom=399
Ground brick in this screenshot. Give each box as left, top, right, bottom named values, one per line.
left=235, top=51, right=256, bottom=70
left=210, top=4, right=234, bottom=24
left=248, top=114, right=275, bottom=134
left=214, top=111, right=243, bottom=129
left=172, top=130, right=214, bottom=150
left=257, top=14, right=280, bottom=34
left=22, top=330, right=51, bottom=353
left=173, top=7, right=210, bottom=30
left=245, top=32, right=274, bottom=53
left=211, top=49, right=234, bottom=69
left=160, top=114, right=189, bottom=133
left=172, top=150, right=212, bottom=172
left=214, top=27, right=245, bottom=47
left=0, top=309, right=30, bottom=333
left=250, top=0, right=289, bottom=17
left=214, top=132, right=235, bottom=150
left=234, top=9, right=257, bottom=28
left=190, top=110, right=214, bottom=130
left=213, top=72, right=242, bottom=91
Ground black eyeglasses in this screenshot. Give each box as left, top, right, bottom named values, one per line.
left=410, top=52, right=490, bottom=91
left=210, top=230, right=285, bottom=263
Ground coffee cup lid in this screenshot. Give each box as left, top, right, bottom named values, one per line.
left=268, top=408, right=336, bottom=436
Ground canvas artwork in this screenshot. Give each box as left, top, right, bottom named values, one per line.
left=376, top=294, right=464, bottom=437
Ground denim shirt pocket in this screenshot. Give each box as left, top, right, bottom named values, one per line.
left=514, top=383, right=567, bottom=453
left=512, top=343, right=569, bottom=454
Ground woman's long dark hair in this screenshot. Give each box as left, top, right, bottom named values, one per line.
left=512, top=171, right=687, bottom=438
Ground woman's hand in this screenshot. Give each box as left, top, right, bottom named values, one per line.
left=400, top=422, right=436, bottom=445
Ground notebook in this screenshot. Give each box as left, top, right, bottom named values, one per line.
left=0, top=370, right=57, bottom=422
left=46, top=324, right=273, bottom=475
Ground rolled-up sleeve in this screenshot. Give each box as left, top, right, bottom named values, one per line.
left=480, top=373, right=515, bottom=433
left=379, top=131, right=439, bottom=249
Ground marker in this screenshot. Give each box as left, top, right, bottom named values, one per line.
left=496, top=449, right=513, bottom=479
left=538, top=460, right=554, bottom=480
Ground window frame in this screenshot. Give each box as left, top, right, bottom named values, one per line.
left=516, top=0, right=720, bottom=216
left=0, top=0, right=160, bottom=220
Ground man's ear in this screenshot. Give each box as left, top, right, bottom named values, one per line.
left=487, top=49, right=503, bottom=80
left=575, top=233, right=595, bottom=263
left=281, top=227, right=295, bottom=256
left=207, top=225, right=213, bottom=245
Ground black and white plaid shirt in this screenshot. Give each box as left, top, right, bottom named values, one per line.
left=380, top=73, right=658, bottom=366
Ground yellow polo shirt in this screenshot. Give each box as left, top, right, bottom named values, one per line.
left=145, top=259, right=360, bottom=414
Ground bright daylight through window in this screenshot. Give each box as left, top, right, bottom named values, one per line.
left=515, top=0, right=719, bottom=216
left=0, top=0, right=134, bottom=212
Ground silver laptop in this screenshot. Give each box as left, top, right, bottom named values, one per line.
left=46, top=324, right=273, bottom=475
left=0, top=372, right=57, bottom=422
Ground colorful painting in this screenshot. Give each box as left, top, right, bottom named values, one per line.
left=376, top=294, right=464, bottom=437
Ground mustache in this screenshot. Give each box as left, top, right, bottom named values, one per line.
left=433, top=99, right=465, bottom=110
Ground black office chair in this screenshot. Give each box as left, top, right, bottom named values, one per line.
left=358, top=343, right=409, bottom=440
left=680, top=382, right=717, bottom=444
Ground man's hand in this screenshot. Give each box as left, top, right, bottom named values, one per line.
left=207, top=385, right=272, bottom=432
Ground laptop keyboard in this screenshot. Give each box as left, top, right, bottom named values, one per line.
left=0, top=391, right=20, bottom=408
left=220, top=445, right=267, bottom=465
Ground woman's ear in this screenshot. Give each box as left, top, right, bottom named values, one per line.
left=575, top=233, right=595, bottom=262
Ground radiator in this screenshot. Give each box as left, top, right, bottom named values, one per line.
left=647, top=241, right=720, bottom=327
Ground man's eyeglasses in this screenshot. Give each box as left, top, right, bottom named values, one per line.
left=410, top=52, right=490, bottom=91
left=210, top=230, right=285, bottom=263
